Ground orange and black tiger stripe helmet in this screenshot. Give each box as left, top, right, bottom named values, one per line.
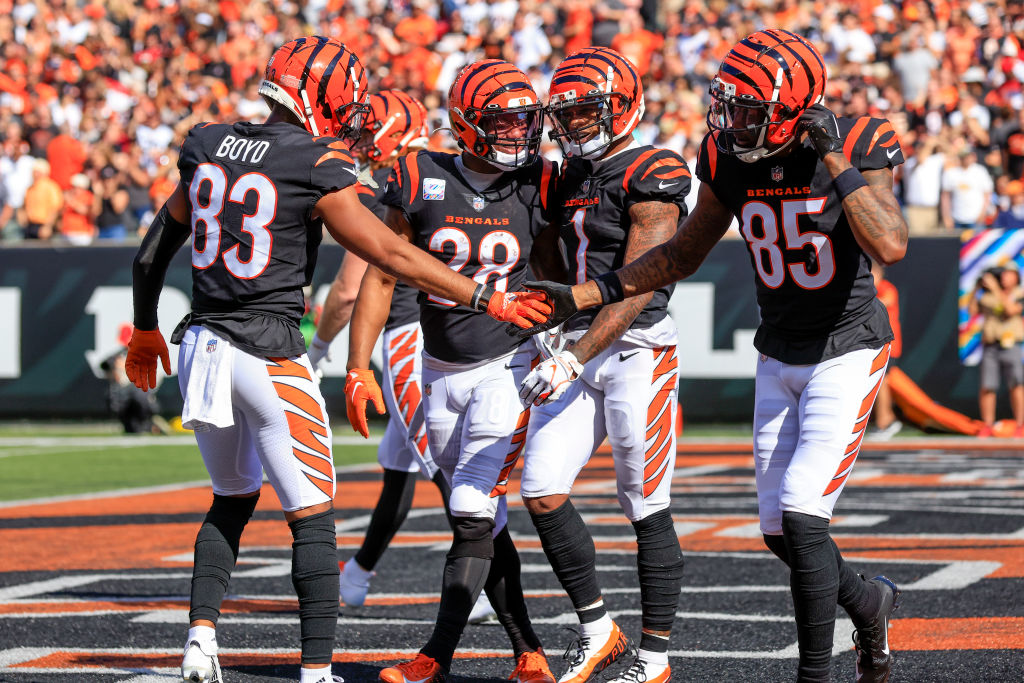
left=259, top=36, right=369, bottom=144
left=353, top=90, right=429, bottom=164
left=448, top=59, right=543, bottom=170
left=546, top=47, right=644, bottom=159
left=707, top=29, right=826, bottom=162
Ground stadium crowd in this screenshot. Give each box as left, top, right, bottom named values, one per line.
left=1, top=0, right=1024, bottom=244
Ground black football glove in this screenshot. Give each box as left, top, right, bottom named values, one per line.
left=506, top=280, right=579, bottom=337
left=797, top=104, right=842, bottom=158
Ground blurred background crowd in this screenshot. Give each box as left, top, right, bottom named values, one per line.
left=2, top=0, right=1024, bottom=244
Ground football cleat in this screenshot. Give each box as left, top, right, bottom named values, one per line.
left=468, top=591, right=497, bottom=624
left=558, top=622, right=631, bottom=683
left=509, top=648, right=555, bottom=683
left=338, top=559, right=374, bottom=607
left=379, top=653, right=446, bottom=683
left=853, top=575, right=902, bottom=683
left=603, top=655, right=671, bottom=683
left=181, top=639, right=222, bottom=683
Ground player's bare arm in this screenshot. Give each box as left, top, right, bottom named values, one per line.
left=346, top=206, right=409, bottom=371
left=569, top=200, right=678, bottom=364
left=314, top=185, right=550, bottom=328
left=823, top=155, right=908, bottom=265
left=316, top=251, right=369, bottom=345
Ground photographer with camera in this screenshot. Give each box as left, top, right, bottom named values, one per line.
left=968, top=264, right=1024, bottom=437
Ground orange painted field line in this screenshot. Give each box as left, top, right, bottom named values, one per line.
left=893, top=617, right=1024, bottom=650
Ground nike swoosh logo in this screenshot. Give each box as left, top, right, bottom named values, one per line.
left=886, top=148, right=899, bottom=160
left=658, top=181, right=678, bottom=189
left=505, top=364, right=523, bottom=370
left=619, top=351, right=640, bottom=362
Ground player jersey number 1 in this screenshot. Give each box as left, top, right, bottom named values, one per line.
left=189, top=162, right=277, bottom=279
left=426, top=227, right=521, bottom=306
left=740, top=198, right=835, bottom=290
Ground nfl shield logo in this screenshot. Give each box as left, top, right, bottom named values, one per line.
left=771, top=166, right=784, bottom=182
left=472, top=196, right=485, bottom=212
left=581, top=179, right=591, bottom=193
left=206, top=339, right=218, bottom=353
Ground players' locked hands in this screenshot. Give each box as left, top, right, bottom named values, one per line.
left=483, top=287, right=552, bottom=328
left=124, top=327, right=171, bottom=392
left=345, top=368, right=385, bottom=438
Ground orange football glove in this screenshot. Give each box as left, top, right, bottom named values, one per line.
left=345, top=368, right=386, bottom=438
left=485, top=290, right=552, bottom=329
left=124, top=328, right=171, bottom=392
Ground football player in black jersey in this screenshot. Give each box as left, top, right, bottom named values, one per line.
left=346, top=60, right=565, bottom=683
left=524, top=30, right=909, bottom=683
left=124, top=38, right=551, bottom=683
left=515, top=47, right=690, bottom=683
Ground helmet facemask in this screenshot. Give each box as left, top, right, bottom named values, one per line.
left=707, top=76, right=799, bottom=163
left=456, top=104, right=543, bottom=170
left=547, top=91, right=641, bottom=159
left=330, top=99, right=368, bottom=146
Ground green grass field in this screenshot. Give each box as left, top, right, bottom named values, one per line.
left=0, top=436, right=380, bottom=503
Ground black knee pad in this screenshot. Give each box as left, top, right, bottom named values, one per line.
left=204, top=493, right=260, bottom=543
left=288, top=510, right=339, bottom=665
left=632, top=508, right=685, bottom=633
left=448, top=516, right=495, bottom=560
left=781, top=511, right=831, bottom=552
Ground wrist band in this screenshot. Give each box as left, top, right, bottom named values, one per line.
left=833, top=168, right=868, bottom=201
left=471, top=283, right=495, bottom=311
left=594, top=271, right=625, bottom=305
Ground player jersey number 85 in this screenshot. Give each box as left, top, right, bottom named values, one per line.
left=426, top=227, right=520, bottom=306
left=740, top=197, right=835, bottom=290
left=190, top=162, right=277, bottom=279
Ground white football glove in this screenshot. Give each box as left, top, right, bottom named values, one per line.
left=519, top=350, right=583, bottom=406
left=307, top=331, right=332, bottom=371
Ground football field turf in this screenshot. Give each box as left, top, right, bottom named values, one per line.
left=1, top=436, right=1022, bottom=681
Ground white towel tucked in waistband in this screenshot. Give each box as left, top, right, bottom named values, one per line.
left=181, top=327, right=235, bottom=432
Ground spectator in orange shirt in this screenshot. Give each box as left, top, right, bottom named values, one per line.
left=870, top=261, right=903, bottom=440
left=611, top=10, right=663, bottom=76
left=23, top=159, right=64, bottom=240
left=46, top=127, right=88, bottom=191
left=61, top=173, right=97, bottom=246
left=394, top=0, right=438, bottom=48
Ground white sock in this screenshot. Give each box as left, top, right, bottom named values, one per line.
left=343, top=558, right=373, bottom=580
left=580, top=612, right=613, bottom=638
left=186, top=625, right=217, bottom=651
left=300, top=665, right=336, bottom=683
left=637, top=647, right=669, bottom=667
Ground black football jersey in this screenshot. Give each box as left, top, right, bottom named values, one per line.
left=382, top=150, right=558, bottom=363
left=357, top=165, right=418, bottom=331
left=696, top=116, right=905, bottom=364
left=172, top=121, right=357, bottom=357
left=556, top=144, right=691, bottom=333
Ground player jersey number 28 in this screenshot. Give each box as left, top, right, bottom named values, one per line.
left=425, top=227, right=520, bottom=306
left=189, top=162, right=277, bottom=279
left=740, top=197, right=835, bottom=290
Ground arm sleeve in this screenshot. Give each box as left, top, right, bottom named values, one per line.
left=132, top=205, right=191, bottom=330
